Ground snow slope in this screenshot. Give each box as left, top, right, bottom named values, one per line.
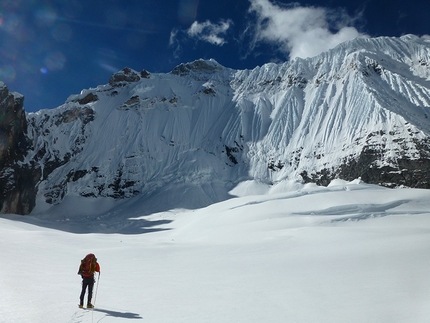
left=1, top=179, right=430, bottom=323
left=19, top=35, right=430, bottom=216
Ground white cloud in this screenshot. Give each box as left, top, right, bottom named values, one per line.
left=186, top=20, right=233, bottom=46
left=169, top=29, right=182, bottom=59
left=248, top=0, right=367, bottom=59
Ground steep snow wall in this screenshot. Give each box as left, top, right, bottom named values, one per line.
left=236, top=35, right=430, bottom=186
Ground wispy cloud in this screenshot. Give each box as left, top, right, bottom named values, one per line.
left=247, top=0, right=367, bottom=59
left=168, top=19, right=232, bottom=59
left=169, top=19, right=233, bottom=59
left=169, top=28, right=182, bottom=59
left=186, top=20, right=233, bottom=46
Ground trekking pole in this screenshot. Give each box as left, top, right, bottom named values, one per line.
left=91, top=272, right=100, bottom=323
left=94, top=272, right=100, bottom=307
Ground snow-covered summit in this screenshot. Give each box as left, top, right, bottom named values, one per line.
left=1, top=35, right=430, bottom=215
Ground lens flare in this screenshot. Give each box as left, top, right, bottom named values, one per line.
left=51, top=23, right=73, bottom=42
left=98, top=61, right=120, bottom=74
left=35, top=7, right=57, bottom=27
left=0, top=12, right=20, bottom=33
left=0, top=66, right=16, bottom=82
left=44, top=51, right=66, bottom=71
left=178, top=0, right=199, bottom=24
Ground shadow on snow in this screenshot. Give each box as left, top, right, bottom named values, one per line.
left=1, top=182, right=236, bottom=234
left=93, top=308, right=142, bottom=319
left=0, top=212, right=173, bottom=234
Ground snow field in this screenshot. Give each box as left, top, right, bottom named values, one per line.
left=1, top=180, right=430, bottom=323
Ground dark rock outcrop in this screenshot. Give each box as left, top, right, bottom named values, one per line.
left=109, top=67, right=141, bottom=86
left=0, top=83, right=36, bottom=214
left=300, top=140, right=430, bottom=189
left=171, top=59, right=223, bottom=76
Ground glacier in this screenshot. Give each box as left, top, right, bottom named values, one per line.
left=1, top=35, right=430, bottom=215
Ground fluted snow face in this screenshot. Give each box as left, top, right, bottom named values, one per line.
left=234, top=35, right=430, bottom=182
left=25, top=36, right=430, bottom=212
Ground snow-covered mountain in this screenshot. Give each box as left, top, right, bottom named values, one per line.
left=1, top=35, right=430, bottom=215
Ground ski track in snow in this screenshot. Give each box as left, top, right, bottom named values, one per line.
left=68, top=310, right=85, bottom=323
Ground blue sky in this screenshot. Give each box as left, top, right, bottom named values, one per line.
left=1, top=0, right=429, bottom=112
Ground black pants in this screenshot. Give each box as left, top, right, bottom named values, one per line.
left=80, top=277, right=94, bottom=305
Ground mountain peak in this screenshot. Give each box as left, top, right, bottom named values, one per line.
left=109, top=67, right=141, bottom=86
left=108, top=67, right=152, bottom=87
left=171, top=58, right=225, bottom=76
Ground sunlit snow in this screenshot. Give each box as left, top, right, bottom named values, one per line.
left=1, top=179, right=430, bottom=323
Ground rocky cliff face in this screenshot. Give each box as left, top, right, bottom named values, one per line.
left=0, top=82, right=37, bottom=214
left=1, top=35, right=430, bottom=215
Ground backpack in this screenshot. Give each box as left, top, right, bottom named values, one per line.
left=78, top=253, right=97, bottom=277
